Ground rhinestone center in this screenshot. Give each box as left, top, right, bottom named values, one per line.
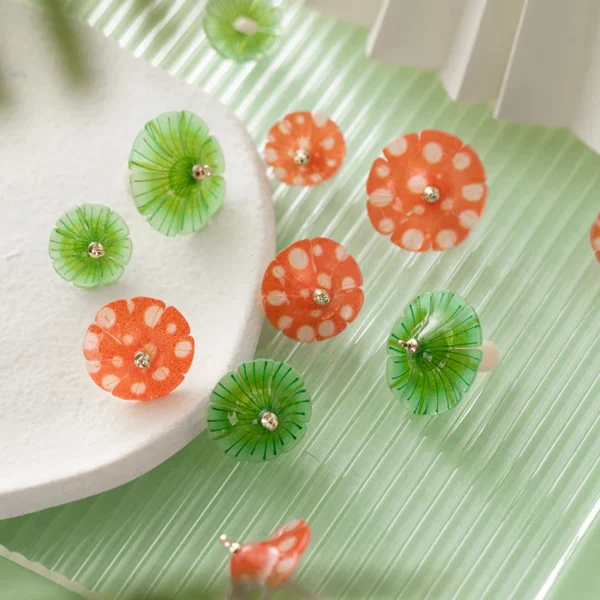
left=134, top=351, right=151, bottom=369
left=87, top=241, right=105, bottom=258
left=399, top=338, right=420, bottom=355
left=192, top=164, right=214, bottom=180
left=423, top=185, right=441, bottom=203
left=219, top=535, right=241, bottom=555
left=313, top=288, right=330, bottom=306
left=260, top=411, right=278, bottom=431
left=294, top=149, right=311, bottom=166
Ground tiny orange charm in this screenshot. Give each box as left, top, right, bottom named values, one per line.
left=264, top=111, right=345, bottom=185
left=591, top=214, right=600, bottom=261
left=367, top=130, right=488, bottom=252
left=83, top=296, right=194, bottom=401
left=221, top=519, right=311, bottom=588
left=261, top=237, right=364, bottom=342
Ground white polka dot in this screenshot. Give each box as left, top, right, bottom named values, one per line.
left=267, top=290, right=287, bottom=306
left=317, top=273, right=332, bottom=289
left=280, top=519, right=302, bottom=533
left=297, top=325, right=316, bottom=342
left=401, top=229, right=424, bottom=251
left=313, top=113, right=329, bottom=127
left=321, top=137, right=335, bottom=150
left=318, top=320, right=336, bottom=338
left=312, top=244, right=323, bottom=256
left=441, top=198, right=454, bottom=211
left=267, top=133, right=276, bottom=143
left=153, top=366, right=170, bottom=381
left=423, top=142, right=443, bottom=164
left=593, top=237, right=600, bottom=252
left=275, top=167, right=288, bottom=180
left=413, top=205, right=425, bottom=215
left=278, top=316, right=293, bottom=330
left=144, top=305, right=164, bottom=328
left=335, top=245, right=347, bottom=261
left=407, top=175, right=427, bottom=194
left=310, top=173, right=322, bottom=184
left=102, top=374, right=119, bottom=391
left=83, top=331, right=99, bottom=350
left=385, top=136, right=407, bottom=156
left=462, top=183, right=485, bottom=202
left=341, top=277, right=356, bottom=290
left=278, top=121, right=291, bottom=134
left=311, top=309, right=322, bottom=317
left=300, top=289, right=310, bottom=298
left=376, top=164, right=390, bottom=177
left=459, top=210, right=480, bottom=229
left=392, top=197, right=403, bottom=212
left=340, top=305, right=353, bottom=321
left=127, top=299, right=135, bottom=313
left=296, top=115, right=305, bottom=124
left=175, top=339, right=193, bottom=358
left=298, top=137, right=310, bottom=150
left=265, top=148, right=278, bottom=163
left=289, top=248, right=309, bottom=269
left=122, top=334, right=134, bottom=345
left=97, top=307, right=116, bottom=329
left=278, top=537, right=298, bottom=552
left=369, top=188, right=393, bottom=207
left=112, top=356, right=123, bottom=368
left=166, top=323, right=177, bottom=334
left=453, top=152, right=471, bottom=170
left=131, top=382, right=146, bottom=396
left=292, top=176, right=305, bottom=185
left=327, top=159, right=337, bottom=167
left=86, top=360, right=101, bottom=374
left=378, top=218, right=394, bottom=234
left=437, top=229, right=457, bottom=249
left=272, top=265, right=286, bottom=278
left=276, top=557, right=297, bottom=575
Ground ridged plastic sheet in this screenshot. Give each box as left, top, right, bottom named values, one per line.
left=2, top=1, right=600, bottom=598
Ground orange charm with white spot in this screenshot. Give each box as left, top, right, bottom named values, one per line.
left=264, top=111, right=345, bottom=186
left=591, top=213, right=600, bottom=261
left=83, top=297, right=194, bottom=401
left=221, top=519, right=311, bottom=588
left=261, top=238, right=364, bottom=342
left=367, top=130, right=488, bottom=252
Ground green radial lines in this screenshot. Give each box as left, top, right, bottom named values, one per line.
left=128, top=111, right=226, bottom=236
left=386, top=291, right=483, bottom=415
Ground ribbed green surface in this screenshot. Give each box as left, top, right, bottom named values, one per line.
left=3, top=1, right=600, bottom=598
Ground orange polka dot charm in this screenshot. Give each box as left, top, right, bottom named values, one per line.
left=83, top=297, right=194, bottom=401
left=264, top=111, right=345, bottom=185
left=220, top=519, right=311, bottom=589
left=591, top=213, right=600, bottom=261
left=261, top=238, right=364, bottom=342
left=367, top=130, right=488, bottom=252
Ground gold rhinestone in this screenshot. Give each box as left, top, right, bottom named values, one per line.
left=313, top=288, right=330, bottom=305
left=87, top=241, right=105, bottom=258
left=133, top=351, right=151, bottom=369
left=192, top=164, right=214, bottom=180
left=294, top=149, right=311, bottom=165
left=260, top=411, right=278, bottom=431
left=423, top=185, right=440, bottom=203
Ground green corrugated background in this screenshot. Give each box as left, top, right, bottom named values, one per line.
left=2, top=1, right=600, bottom=598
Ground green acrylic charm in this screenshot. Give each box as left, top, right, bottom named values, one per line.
left=128, top=110, right=226, bottom=237
left=386, top=291, right=483, bottom=415
left=203, top=0, right=281, bottom=62
left=49, top=204, right=132, bottom=289
left=207, top=359, right=312, bottom=462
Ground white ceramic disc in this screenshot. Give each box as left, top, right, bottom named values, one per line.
left=0, top=3, right=275, bottom=518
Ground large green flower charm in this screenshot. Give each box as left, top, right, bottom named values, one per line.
left=128, top=111, right=226, bottom=237
left=203, top=0, right=281, bottom=62
left=49, top=204, right=132, bottom=289
left=386, top=291, right=483, bottom=415
left=207, top=359, right=312, bottom=461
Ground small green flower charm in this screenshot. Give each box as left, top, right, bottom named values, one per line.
left=128, top=111, right=226, bottom=237
left=387, top=291, right=483, bottom=415
left=207, top=359, right=312, bottom=462
left=49, top=204, right=132, bottom=289
left=203, top=0, right=281, bottom=62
